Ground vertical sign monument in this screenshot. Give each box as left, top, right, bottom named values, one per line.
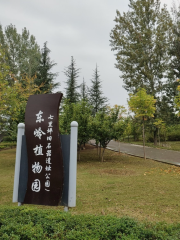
left=23, top=93, right=63, bottom=206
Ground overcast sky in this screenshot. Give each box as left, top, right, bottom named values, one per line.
left=0, top=0, right=174, bottom=108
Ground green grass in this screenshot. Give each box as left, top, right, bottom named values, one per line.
left=1, top=146, right=180, bottom=223
left=122, top=139, right=180, bottom=151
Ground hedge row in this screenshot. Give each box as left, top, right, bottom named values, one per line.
left=0, top=142, right=16, bottom=150
left=0, top=207, right=180, bottom=239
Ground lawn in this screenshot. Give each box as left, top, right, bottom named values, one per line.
left=1, top=145, right=180, bottom=223
left=122, top=139, right=180, bottom=151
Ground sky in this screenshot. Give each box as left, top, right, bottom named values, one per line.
left=0, top=0, right=174, bottom=109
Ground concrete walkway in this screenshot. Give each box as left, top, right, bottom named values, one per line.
left=90, top=140, right=180, bottom=166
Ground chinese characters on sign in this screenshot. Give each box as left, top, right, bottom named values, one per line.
left=24, top=93, right=64, bottom=206
left=31, top=111, right=54, bottom=193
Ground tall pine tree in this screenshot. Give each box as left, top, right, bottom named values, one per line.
left=63, top=56, right=80, bottom=103
left=35, top=42, right=59, bottom=93
left=89, top=65, right=108, bottom=115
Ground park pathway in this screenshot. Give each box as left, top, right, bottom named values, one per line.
left=89, top=140, right=180, bottom=166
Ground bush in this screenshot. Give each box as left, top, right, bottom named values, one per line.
left=0, top=207, right=180, bottom=239
left=0, top=142, right=16, bottom=150
left=167, top=125, right=180, bottom=141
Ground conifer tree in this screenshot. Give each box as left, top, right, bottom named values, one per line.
left=89, top=65, right=108, bottom=115
left=63, top=56, right=80, bottom=103
left=80, top=78, right=88, bottom=102
left=35, top=42, right=59, bottom=93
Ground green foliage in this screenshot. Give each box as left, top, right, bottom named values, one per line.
left=59, top=99, right=92, bottom=147
left=0, top=142, right=16, bottom=149
left=110, top=0, right=172, bottom=95
left=111, top=105, right=126, bottom=141
left=128, top=88, right=156, bottom=158
left=110, top=0, right=174, bottom=139
left=35, top=42, right=59, bottom=93
left=72, top=100, right=92, bottom=147
left=128, top=88, right=156, bottom=119
left=0, top=207, right=180, bottom=239
left=167, top=125, right=180, bottom=141
left=90, top=105, right=124, bottom=161
left=130, top=117, right=142, bottom=141
left=122, top=117, right=132, bottom=141
left=90, top=111, right=112, bottom=150
left=174, top=79, right=180, bottom=116
left=59, top=99, right=74, bottom=134
left=169, top=5, right=180, bottom=88
left=63, top=56, right=80, bottom=103
left=0, top=24, right=41, bottom=82
left=89, top=65, right=108, bottom=116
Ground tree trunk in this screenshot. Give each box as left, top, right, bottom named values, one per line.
left=154, top=127, right=158, bottom=145
left=158, top=128, right=160, bottom=146
left=118, top=141, right=120, bottom=154
left=97, top=144, right=99, bottom=155
left=99, top=145, right=101, bottom=159
left=142, top=117, right=146, bottom=160
left=101, top=148, right=105, bottom=162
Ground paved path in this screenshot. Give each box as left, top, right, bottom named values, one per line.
left=90, top=140, right=180, bottom=166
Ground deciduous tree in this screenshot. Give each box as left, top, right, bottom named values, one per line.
left=90, top=105, right=124, bottom=162
left=73, top=100, right=92, bottom=160
left=0, top=24, right=41, bottom=83
left=110, top=0, right=173, bottom=144
left=128, top=88, right=156, bottom=159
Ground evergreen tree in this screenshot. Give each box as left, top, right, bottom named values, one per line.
left=63, top=56, right=80, bottom=103
left=35, top=42, right=59, bottom=93
left=89, top=65, right=108, bottom=115
left=80, top=78, right=88, bottom=101
left=110, top=0, right=173, bottom=144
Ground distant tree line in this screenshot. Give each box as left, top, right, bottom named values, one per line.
left=2, top=0, right=180, bottom=161
left=0, top=24, right=121, bottom=162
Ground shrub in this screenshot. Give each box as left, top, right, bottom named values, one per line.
left=0, top=207, right=180, bottom=239
left=0, top=142, right=16, bottom=150
left=167, top=125, right=180, bottom=141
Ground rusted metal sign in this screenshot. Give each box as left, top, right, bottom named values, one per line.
left=23, top=93, right=63, bottom=206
